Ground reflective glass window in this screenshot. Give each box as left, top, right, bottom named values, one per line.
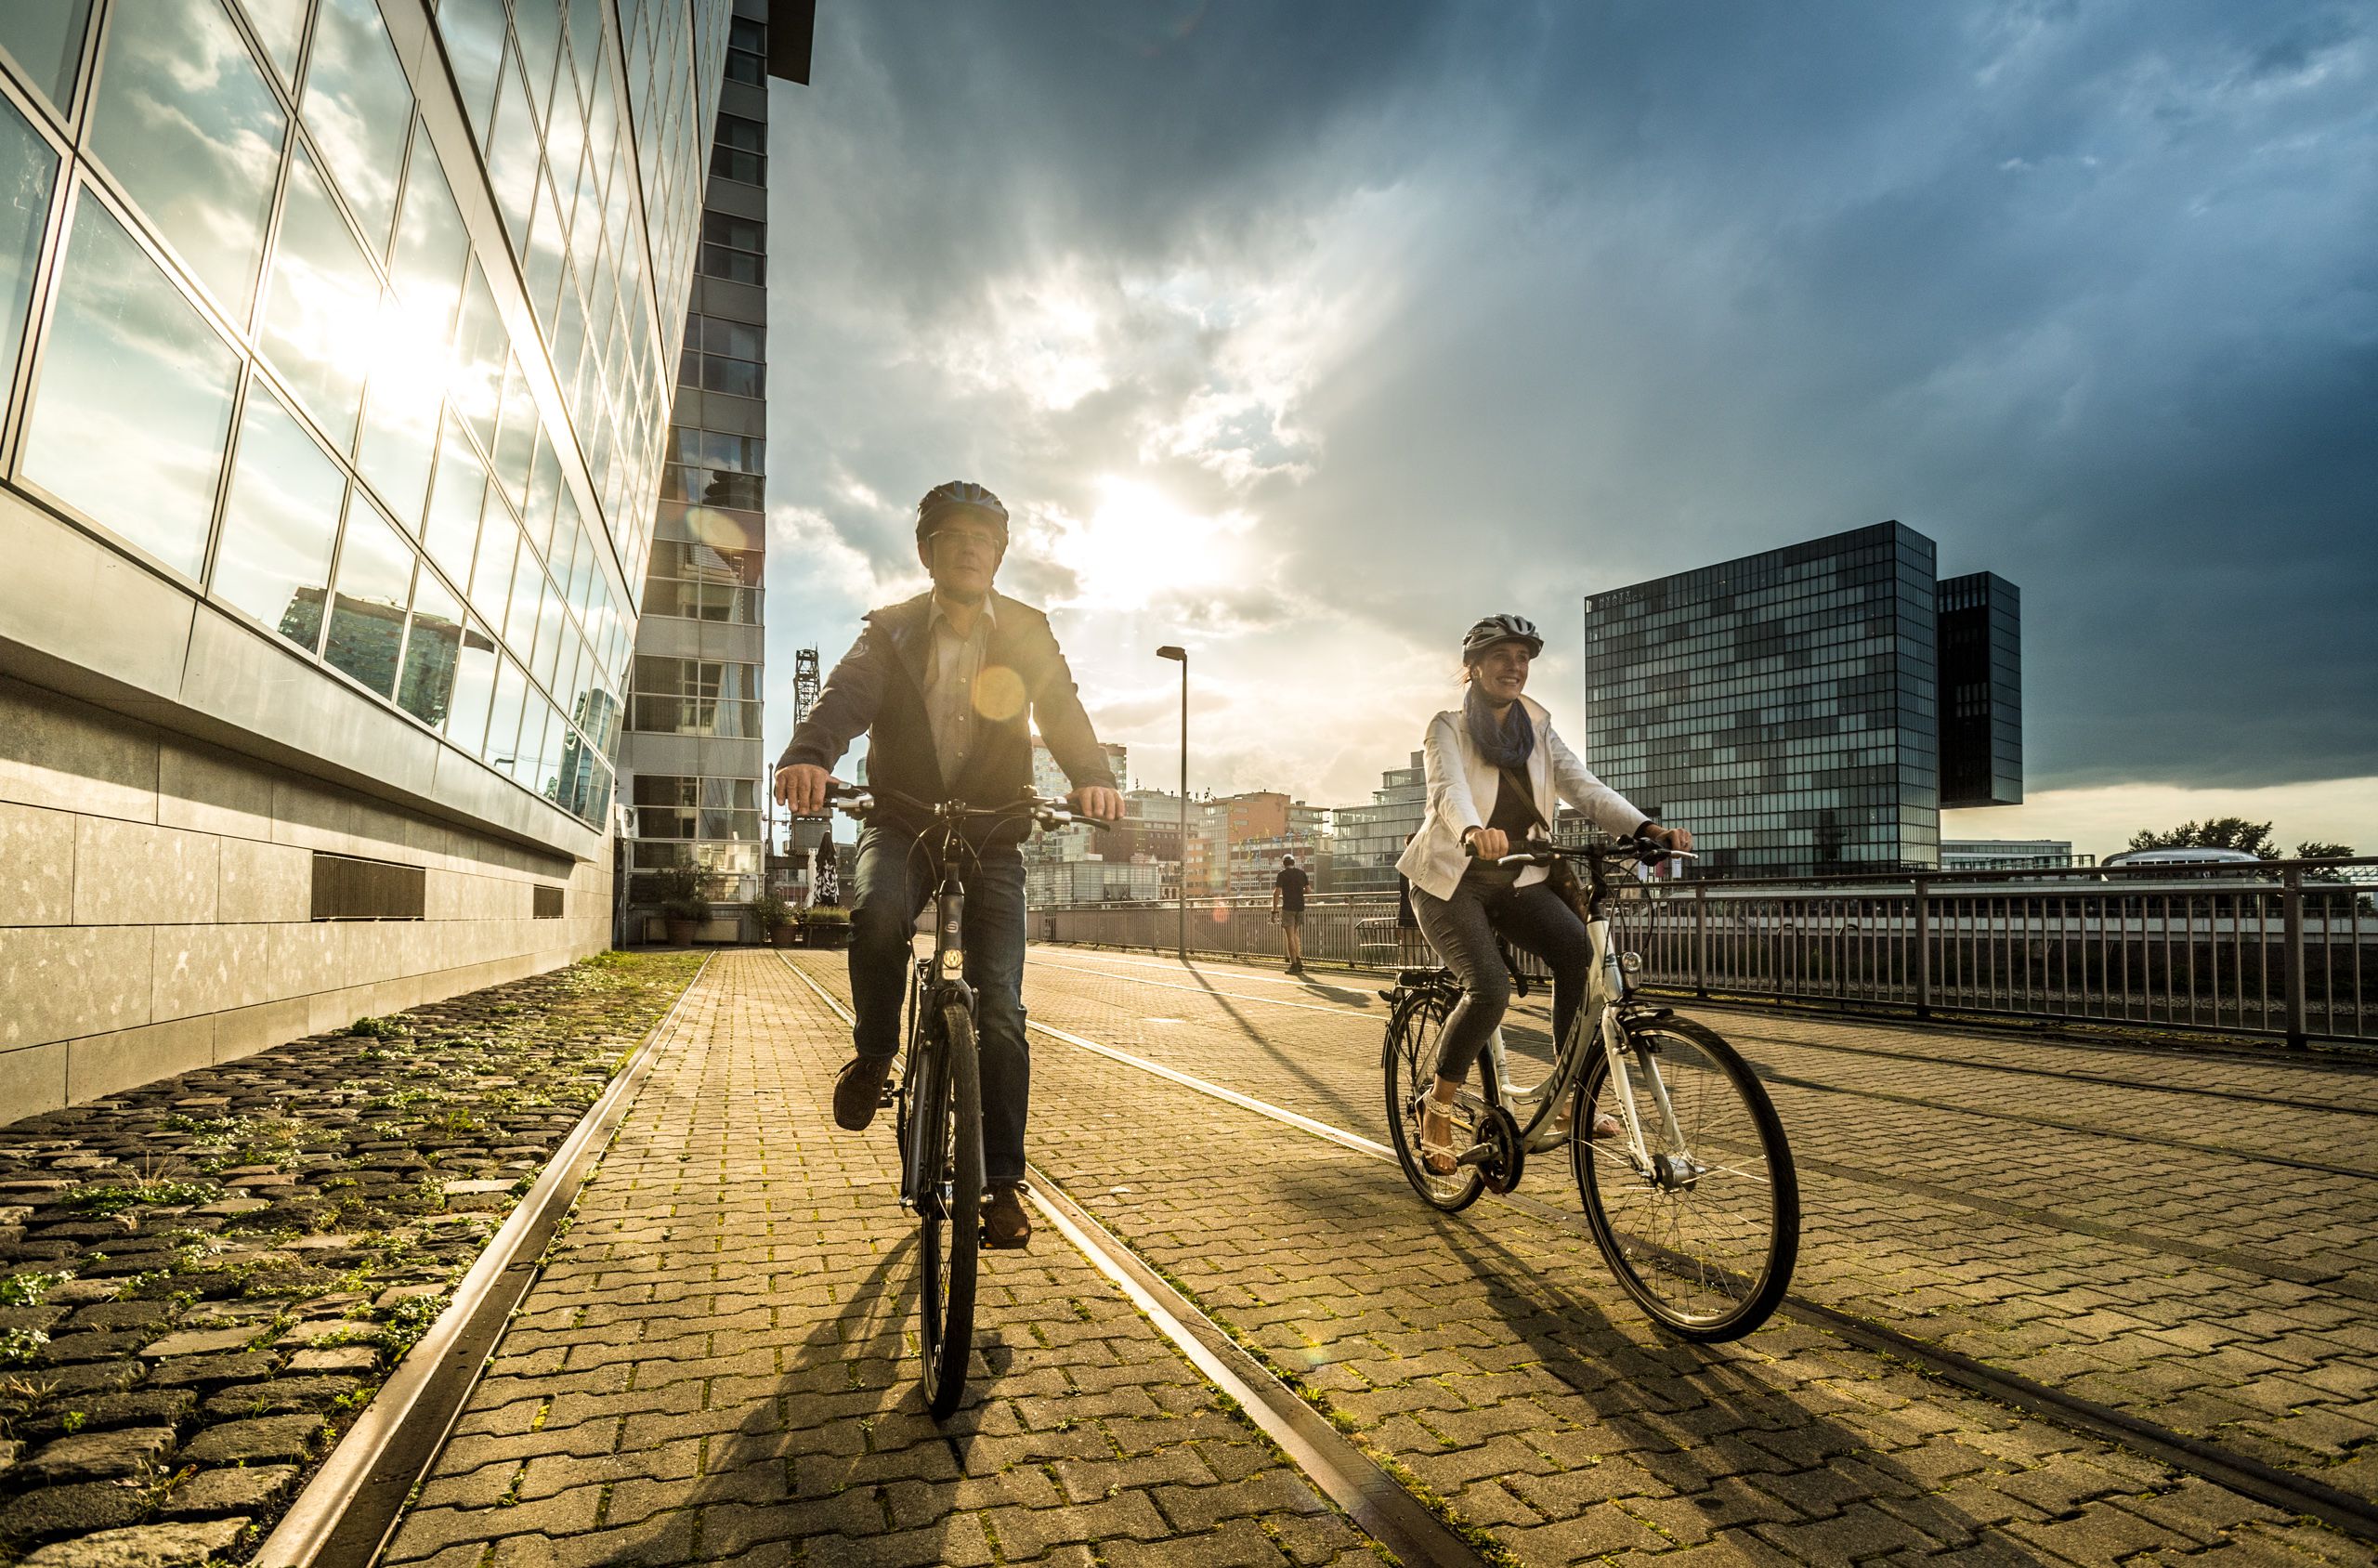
left=388, top=129, right=467, bottom=341
left=514, top=0, right=561, bottom=119
left=237, top=0, right=308, bottom=85
left=296, top=0, right=412, bottom=251
left=21, top=189, right=241, bottom=580
left=356, top=288, right=442, bottom=528
left=468, top=497, right=517, bottom=625
left=492, top=355, right=535, bottom=512
left=87, top=0, right=284, bottom=320
left=523, top=427, right=561, bottom=543
left=436, top=0, right=507, bottom=142
left=421, top=409, right=486, bottom=584
left=486, top=655, right=526, bottom=772
left=323, top=498, right=413, bottom=697
left=445, top=616, right=498, bottom=752
left=212, top=381, right=343, bottom=649
left=504, top=543, right=542, bottom=654
left=450, top=262, right=503, bottom=451
left=398, top=565, right=463, bottom=725
left=258, top=151, right=375, bottom=449
left=525, top=166, right=565, bottom=320
left=711, top=113, right=763, bottom=185
left=0, top=0, right=92, bottom=110
left=533, top=573, right=565, bottom=689
left=0, top=97, right=58, bottom=383
left=483, top=49, right=537, bottom=249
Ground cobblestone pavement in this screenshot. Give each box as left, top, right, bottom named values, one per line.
left=774, top=945, right=2376, bottom=1565
left=384, top=951, right=1375, bottom=1568
left=999, top=947, right=2378, bottom=1509
left=0, top=951, right=700, bottom=1564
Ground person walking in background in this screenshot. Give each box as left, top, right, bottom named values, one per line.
left=1272, top=852, right=1309, bottom=974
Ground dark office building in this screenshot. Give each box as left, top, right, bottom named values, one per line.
left=1583, top=522, right=2019, bottom=878
left=1937, top=571, right=2022, bottom=808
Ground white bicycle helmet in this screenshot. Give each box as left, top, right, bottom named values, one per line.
left=1460, top=613, right=1543, bottom=660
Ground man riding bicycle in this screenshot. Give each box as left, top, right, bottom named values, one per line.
left=776, top=481, right=1123, bottom=1248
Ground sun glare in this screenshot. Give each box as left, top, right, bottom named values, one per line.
left=1041, top=477, right=1251, bottom=610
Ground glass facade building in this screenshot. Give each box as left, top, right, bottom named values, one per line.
left=1330, top=752, right=1428, bottom=897
left=0, top=0, right=756, bottom=1113
left=620, top=2, right=770, bottom=929
left=1584, top=522, right=2019, bottom=878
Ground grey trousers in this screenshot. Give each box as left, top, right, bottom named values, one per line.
left=1410, top=877, right=1592, bottom=1082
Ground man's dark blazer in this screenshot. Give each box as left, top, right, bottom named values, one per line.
left=779, top=590, right=1117, bottom=843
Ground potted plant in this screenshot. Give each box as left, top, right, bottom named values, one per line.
left=750, top=890, right=797, bottom=947
left=801, top=904, right=851, bottom=949
left=652, top=865, right=710, bottom=946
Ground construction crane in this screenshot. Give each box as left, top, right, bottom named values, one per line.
left=784, top=647, right=839, bottom=904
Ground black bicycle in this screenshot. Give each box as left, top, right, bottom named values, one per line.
left=825, top=783, right=1096, bottom=1416
left=1382, top=835, right=1799, bottom=1340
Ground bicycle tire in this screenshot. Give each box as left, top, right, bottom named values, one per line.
left=919, top=1000, right=983, bottom=1418
left=1382, top=987, right=1485, bottom=1212
left=1572, top=1016, right=1797, bottom=1341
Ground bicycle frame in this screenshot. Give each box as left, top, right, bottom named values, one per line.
left=898, top=838, right=979, bottom=1216
left=1470, top=853, right=1693, bottom=1184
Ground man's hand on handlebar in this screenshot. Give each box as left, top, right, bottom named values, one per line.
left=1461, top=826, right=1509, bottom=859
left=1066, top=785, right=1123, bottom=826
left=773, top=763, right=834, bottom=817
left=1638, top=823, right=1693, bottom=855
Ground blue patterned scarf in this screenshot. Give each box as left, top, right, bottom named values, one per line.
left=1464, top=685, right=1535, bottom=771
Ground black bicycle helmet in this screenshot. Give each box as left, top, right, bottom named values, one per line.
left=1461, top=613, right=1543, bottom=660
left=916, top=480, right=1009, bottom=544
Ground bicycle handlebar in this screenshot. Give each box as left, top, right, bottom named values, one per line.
left=1464, top=833, right=1697, bottom=869
left=821, top=781, right=1117, bottom=832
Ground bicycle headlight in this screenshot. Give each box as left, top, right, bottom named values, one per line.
left=1619, top=951, right=1643, bottom=974
left=941, top=949, right=965, bottom=974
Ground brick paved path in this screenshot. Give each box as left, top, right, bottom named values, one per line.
left=786, top=945, right=2376, bottom=1565
left=382, top=952, right=1373, bottom=1567
left=997, top=947, right=2378, bottom=1517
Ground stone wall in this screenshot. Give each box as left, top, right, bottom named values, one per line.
left=0, top=675, right=609, bottom=1118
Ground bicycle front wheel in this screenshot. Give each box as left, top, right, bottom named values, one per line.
left=1573, top=1017, right=1797, bottom=1341
left=917, top=1002, right=983, bottom=1418
left=1382, top=987, right=1484, bottom=1212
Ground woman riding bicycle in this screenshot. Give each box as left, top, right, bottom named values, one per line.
left=1395, top=614, right=1692, bottom=1174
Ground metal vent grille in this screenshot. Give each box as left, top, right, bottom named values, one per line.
left=310, top=854, right=426, bottom=921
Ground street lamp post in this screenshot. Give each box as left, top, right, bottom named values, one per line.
left=1156, top=646, right=1187, bottom=960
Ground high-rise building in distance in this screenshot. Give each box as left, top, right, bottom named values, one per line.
left=620, top=1, right=776, bottom=941
left=0, top=0, right=795, bottom=1113
left=1583, top=522, right=2020, bottom=878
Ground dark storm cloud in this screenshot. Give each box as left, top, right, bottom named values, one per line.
left=765, top=0, right=2376, bottom=794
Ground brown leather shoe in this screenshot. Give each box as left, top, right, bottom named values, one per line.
left=982, top=1183, right=1031, bottom=1248
left=832, top=1055, right=893, bottom=1131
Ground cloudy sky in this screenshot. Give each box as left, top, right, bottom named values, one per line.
left=759, top=1, right=2375, bottom=858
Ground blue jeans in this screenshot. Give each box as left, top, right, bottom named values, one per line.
left=847, top=824, right=1030, bottom=1185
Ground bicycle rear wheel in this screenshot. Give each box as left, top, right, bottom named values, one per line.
left=1382, top=986, right=1485, bottom=1212
left=917, top=1001, right=983, bottom=1418
left=1573, top=1017, right=1797, bottom=1341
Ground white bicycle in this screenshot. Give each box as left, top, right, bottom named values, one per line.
left=1381, top=835, right=1799, bottom=1340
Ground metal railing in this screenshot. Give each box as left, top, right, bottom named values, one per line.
left=1035, top=859, right=2378, bottom=1047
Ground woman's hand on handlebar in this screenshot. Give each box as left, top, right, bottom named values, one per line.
left=1639, top=823, right=1693, bottom=855
left=1462, top=825, right=1509, bottom=859
left=774, top=763, right=834, bottom=816
left=1066, top=785, right=1123, bottom=825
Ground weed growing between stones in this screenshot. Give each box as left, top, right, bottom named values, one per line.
left=0, top=950, right=703, bottom=1561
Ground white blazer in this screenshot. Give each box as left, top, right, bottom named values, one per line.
left=1394, top=696, right=1647, bottom=903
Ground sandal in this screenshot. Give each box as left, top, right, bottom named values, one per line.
left=1418, top=1087, right=1462, bottom=1177
left=1549, top=1100, right=1627, bottom=1143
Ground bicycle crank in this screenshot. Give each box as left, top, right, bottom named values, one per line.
left=1457, top=1104, right=1527, bottom=1195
